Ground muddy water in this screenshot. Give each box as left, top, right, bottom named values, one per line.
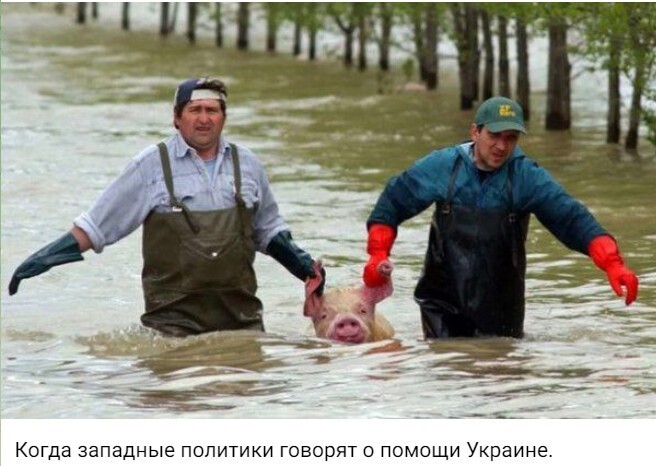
left=2, top=5, right=655, bottom=419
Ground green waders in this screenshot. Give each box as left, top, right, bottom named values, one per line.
left=140, top=143, right=264, bottom=336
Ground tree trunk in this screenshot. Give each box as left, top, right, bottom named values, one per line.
left=625, top=11, right=647, bottom=152
left=169, top=2, right=179, bottom=33
left=626, top=66, right=644, bottom=151
left=481, top=10, right=494, bottom=99
left=378, top=3, right=392, bottom=71
left=186, top=3, right=197, bottom=44
left=546, top=19, right=571, bottom=130
left=332, top=12, right=355, bottom=67
left=121, top=3, right=130, bottom=31
left=452, top=4, right=480, bottom=109
left=293, top=12, right=302, bottom=56
left=358, top=10, right=367, bottom=71
left=160, top=3, right=169, bottom=36
left=413, top=11, right=426, bottom=82
left=307, top=4, right=318, bottom=61
left=76, top=3, right=86, bottom=24
left=467, top=5, right=480, bottom=105
left=344, top=29, right=354, bottom=67
left=424, top=5, right=439, bottom=90
left=498, top=15, right=510, bottom=97
left=309, top=27, right=317, bottom=61
left=607, top=36, right=621, bottom=144
left=91, top=3, right=98, bottom=20
left=237, top=3, right=250, bottom=51
left=516, top=18, right=530, bottom=121
left=266, top=7, right=278, bottom=53
left=215, top=3, right=223, bottom=48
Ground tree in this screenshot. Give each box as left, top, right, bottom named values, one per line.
left=451, top=3, right=481, bottom=109
left=121, top=3, right=130, bottom=31
left=515, top=18, right=531, bottom=120
left=330, top=3, right=357, bottom=68
left=215, top=3, right=223, bottom=47
left=543, top=5, right=571, bottom=130
left=497, top=15, right=510, bottom=97
left=187, top=2, right=197, bottom=44
left=481, top=10, right=494, bottom=99
left=160, top=3, right=170, bottom=36
left=578, top=3, right=656, bottom=150
left=376, top=3, right=394, bottom=71
left=237, top=3, right=250, bottom=51
left=263, top=3, right=283, bottom=53
left=76, top=2, right=86, bottom=24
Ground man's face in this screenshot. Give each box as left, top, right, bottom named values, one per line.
left=174, top=99, right=225, bottom=157
left=470, top=124, right=520, bottom=171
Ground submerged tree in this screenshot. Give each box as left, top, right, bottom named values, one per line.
left=451, top=3, right=481, bottom=109
left=121, top=3, right=130, bottom=31
left=542, top=4, right=572, bottom=131
left=237, top=2, right=250, bottom=51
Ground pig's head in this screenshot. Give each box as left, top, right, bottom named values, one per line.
left=304, top=260, right=393, bottom=344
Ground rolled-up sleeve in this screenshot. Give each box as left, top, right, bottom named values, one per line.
left=73, top=158, right=152, bottom=253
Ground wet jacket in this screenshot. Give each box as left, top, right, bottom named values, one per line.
left=369, top=142, right=606, bottom=255
left=368, top=142, right=607, bottom=337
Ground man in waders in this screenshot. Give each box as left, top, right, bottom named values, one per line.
left=362, top=96, right=639, bottom=339
left=8, top=77, right=325, bottom=337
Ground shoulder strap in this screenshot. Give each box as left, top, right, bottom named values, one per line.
left=157, top=142, right=182, bottom=208
left=229, top=143, right=246, bottom=207
left=156, top=142, right=199, bottom=233
left=442, top=156, right=462, bottom=214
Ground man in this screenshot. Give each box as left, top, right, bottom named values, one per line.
left=363, top=96, right=638, bottom=339
left=9, top=77, right=324, bottom=337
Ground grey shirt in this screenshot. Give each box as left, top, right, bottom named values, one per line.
left=74, top=132, right=288, bottom=254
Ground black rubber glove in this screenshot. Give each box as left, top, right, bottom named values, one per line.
left=266, top=230, right=325, bottom=296
left=8, top=232, right=84, bottom=295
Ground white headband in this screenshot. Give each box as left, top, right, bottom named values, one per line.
left=190, top=89, right=226, bottom=102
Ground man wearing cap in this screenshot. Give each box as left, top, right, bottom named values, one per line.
left=9, top=77, right=324, bottom=336
left=362, top=96, right=638, bottom=338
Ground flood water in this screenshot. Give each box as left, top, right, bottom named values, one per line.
left=2, top=4, right=656, bottom=419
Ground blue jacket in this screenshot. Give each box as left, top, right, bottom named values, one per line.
left=368, top=142, right=607, bottom=255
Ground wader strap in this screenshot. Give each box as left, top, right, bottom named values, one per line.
left=442, top=157, right=463, bottom=214
left=156, top=142, right=200, bottom=234
left=228, top=144, right=251, bottom=238
left=506, top=161, right=520, bottom=268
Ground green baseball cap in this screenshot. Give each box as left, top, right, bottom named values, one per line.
left=474, top=96, right=527, bottom=134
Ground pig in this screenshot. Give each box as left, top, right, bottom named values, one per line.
left=304, top=260, right=395, bottom=344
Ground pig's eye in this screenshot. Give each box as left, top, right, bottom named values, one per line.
left=358, top=307, right=367, bottom=315
left=320, top=313, right=328, bottom=320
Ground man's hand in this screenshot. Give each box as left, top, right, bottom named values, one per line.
left=588, top=235, right=638, bottom=305
left=363, top=224, right=396, bottom=288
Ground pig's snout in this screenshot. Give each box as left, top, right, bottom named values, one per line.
left=330, top=315, right=368, bottom=344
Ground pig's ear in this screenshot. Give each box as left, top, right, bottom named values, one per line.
left=305, top=259, right=324, bottom=298
left=359, top=283, right=393, bottom=307
left=303, top=294, right=324, bottom=318
left=359, top=260, right=394, bottom=305
left=304, top=259, right=325, bottom=318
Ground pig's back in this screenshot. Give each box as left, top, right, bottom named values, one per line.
left=372, top=313, right=395, bottom=341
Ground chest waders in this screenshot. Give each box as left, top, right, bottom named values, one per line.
left=414, top=157, right=530, bottom=338
left=140, top=143, right=263, bottom=336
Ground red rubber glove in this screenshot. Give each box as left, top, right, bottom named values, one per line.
left=363, top=224, right=396, bottom=287
left=588, top=235, right=638, bottom=305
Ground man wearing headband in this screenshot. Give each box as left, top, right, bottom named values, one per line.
left=9, top=77, right=324, bottom=336
left=362, top=96, right=638, bottom=339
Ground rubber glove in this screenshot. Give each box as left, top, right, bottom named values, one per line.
left=363, top=223, right=396, bottom=287
left=9, top=232, right=84, bottom=295
left=588, top=235, right=638, bottom=305
left=267, top=230, right=325, bottom=296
